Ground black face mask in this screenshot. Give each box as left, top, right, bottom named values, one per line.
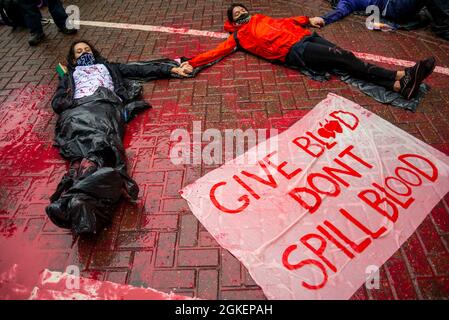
left=76, top=52, right=96, bottom=67
left=235, top=12, right=251, bottom=25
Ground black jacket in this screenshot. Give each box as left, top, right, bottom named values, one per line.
left=51, top=58, right=177, bottom=114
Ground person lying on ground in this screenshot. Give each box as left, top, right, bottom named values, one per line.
left=314, top=0, right=427, bottom=28
left=181, top=3, right=435, bottom=100
left=46, top=40, right=192, bottom=235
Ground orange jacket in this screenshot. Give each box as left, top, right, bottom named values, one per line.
left=189, top=14, right=311, bottom=68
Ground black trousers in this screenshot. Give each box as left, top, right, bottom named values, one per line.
left=299, top=36, right=397, bottom=90
left=20, top=0, right=68, bottom=34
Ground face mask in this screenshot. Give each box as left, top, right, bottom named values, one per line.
left=235, top=12, right=251, bottom=25
left=76, top=52, right=96, bottom=67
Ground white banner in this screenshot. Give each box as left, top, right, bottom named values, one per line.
left=181, top=93, right=449, bottom=299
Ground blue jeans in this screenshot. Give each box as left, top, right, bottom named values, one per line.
left=385, top=0, right=427, bottom=21
left=20, top=0, right=68, bottom=34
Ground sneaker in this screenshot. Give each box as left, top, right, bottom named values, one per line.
left=59, top=26, right=78, bottom=35
left=400, top=56, right=436, bottom=99
left=28, top=32, right=45, bottom=46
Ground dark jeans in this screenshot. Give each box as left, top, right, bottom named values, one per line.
left=20, top=0, right=68, bottom=34
left=385, top=0, right=427, bottom=22
left=287, top=35, right=397, bottom=90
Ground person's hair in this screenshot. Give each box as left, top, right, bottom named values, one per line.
left=66, top=40, right=102, bottom=68
left=227, top=3, right=249, bottom=22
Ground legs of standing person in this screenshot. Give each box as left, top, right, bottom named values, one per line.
left=20, top=0, right=44, bottom=35
left=47, top=0, right=69, bottom=30
left=19, top=0, right=75, bottom=45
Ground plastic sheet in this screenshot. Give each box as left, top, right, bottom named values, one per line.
left=295, top=60, right=429, bottom=112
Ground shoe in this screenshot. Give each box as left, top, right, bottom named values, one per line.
left=28, top=32, right=45, bottom=46
left=400, top=56, right=436, bottom=99
left=59, top=26, right=78, bottom=35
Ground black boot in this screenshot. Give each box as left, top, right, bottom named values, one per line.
left=28, top=32, right=45, bottom=46
left=59, top=26, right=78, bottom=35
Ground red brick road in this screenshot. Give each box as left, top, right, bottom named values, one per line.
left=1, top=0, right=449, bottom=299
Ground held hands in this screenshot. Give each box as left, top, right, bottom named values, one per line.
left=171, top=61, right=194, bottom=77
left=309, top=17, right=325, bottom=28
left=180, top=61, right=193, bottom=73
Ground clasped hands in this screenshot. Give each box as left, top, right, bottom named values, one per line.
left=170, top=61, right=194, bottom=77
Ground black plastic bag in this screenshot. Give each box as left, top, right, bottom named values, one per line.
left=46, top=87, right=142, bottom=235
left=47, top=167, right=137, bottom=235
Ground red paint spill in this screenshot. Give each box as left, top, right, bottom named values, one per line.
left=0, top=234, right=52, bottom=299
left=29, top=270, right=195, bottom=300
left=1, top=78, right=313, bottom=299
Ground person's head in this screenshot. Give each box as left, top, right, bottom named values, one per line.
left=227, top=3, right=250, bottom=24
left=67, top=40, right=102, bottom=68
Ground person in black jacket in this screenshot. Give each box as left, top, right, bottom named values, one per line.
left=47, top=40, right=192, bottom=235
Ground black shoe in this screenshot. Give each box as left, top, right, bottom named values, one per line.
left=59, top=26, right=78, bottom=35
left=400, top=56, right=436, bottom=99
left=28, top=32, right=45, bottom=46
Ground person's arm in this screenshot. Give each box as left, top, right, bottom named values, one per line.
left=51, top=74, right=73, bottom=114
left=290, top=15, right=310, bottom=26
left=116, top=60, right=176, bottom=79
left=188, top=36, right=238, bottom=68
left=321, top=0, right=355, bottom=25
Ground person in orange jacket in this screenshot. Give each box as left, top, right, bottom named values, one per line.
left=182, top=3, right=435, bottom=100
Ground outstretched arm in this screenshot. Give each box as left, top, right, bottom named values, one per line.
left=117, top=59, right=191, bottom=80
left=188, top=36, right=238, bottom=68
left=321, top=0, right=355, bottom=25
left=290, top=15, right=324, bottom=29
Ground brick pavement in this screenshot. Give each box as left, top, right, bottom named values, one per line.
left=0, top=0, right=449, bottom=299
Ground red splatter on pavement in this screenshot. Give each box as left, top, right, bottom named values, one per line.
left=1, top=0, right=449, bottom=299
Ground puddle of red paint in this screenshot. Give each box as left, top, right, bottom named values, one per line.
left=0, top=234, right=51, bottom=299
left=1, top=76, right=313, bottom=299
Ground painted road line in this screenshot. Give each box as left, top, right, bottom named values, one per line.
left=354, top=52, right=449, bottom=76
left=51, top=19, right=449, bottom=75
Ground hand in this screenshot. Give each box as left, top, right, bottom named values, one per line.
left=309, top=17, right=325, bottom=28
left=180, top=61, right=193, bottom=73
left=171, top=66, right=190, bottom=77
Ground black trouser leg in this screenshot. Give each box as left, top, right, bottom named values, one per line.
left=19, top=0, right=44, bottom=34
left=302, top=37, right=397, bottom=90
left=47, top=0, right=68, bottom=29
